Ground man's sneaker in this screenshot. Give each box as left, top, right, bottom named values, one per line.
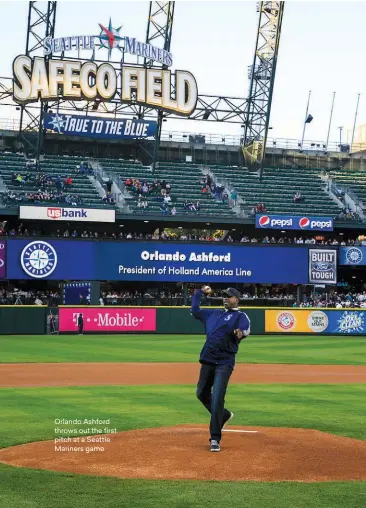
left=210, top=440, right=220, bottom=452
left=222, top=411, right=234, bottom=429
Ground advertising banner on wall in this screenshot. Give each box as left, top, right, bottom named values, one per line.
left=0, top=241, right=5, bottom=279
left=308, top=249, right=337, bottom=285
left=59, top=308, right=157, bottom=332
left=6, top=239, right=315, bottom=283
left=265, top=309, right=366, bottom=335
left=19, top=206, right=116, bottom=223
left=44, top=113, right=157, bottom=140
left=339, top=246, right=366, bottom=265
left=256, top=214, right=334, bottom=231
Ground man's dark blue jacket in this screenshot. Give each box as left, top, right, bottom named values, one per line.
left=191, top=289, right=251, bottom=368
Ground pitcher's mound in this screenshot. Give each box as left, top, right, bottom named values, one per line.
left=0, top=425, right=365, bottom=482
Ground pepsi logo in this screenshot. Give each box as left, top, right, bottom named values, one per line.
left=299, top=217, right=310, bottom=229
left=259, top=215, right=270, bottom=227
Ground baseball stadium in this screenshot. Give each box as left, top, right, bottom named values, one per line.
left=0, top=1, right=365, bottom=507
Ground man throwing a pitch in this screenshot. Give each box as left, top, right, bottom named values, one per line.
left=191, top=286, right=250, bottom=452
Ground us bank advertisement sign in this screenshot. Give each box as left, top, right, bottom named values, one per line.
left=308, top=249, right=337, bottom=285
left=19, top=205, right=116, bottom=223
left=6, top=239, right=313, bottom=283
left=266, top=309, right=366, bottom=335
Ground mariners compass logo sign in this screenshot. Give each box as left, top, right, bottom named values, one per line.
left=21, top=241, right=58, bottom=278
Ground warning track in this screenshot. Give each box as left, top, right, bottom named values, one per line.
left=0, top=363, right=365, bottom=387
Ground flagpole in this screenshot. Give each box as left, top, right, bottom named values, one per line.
left=325, top=92, right=336, bottom=151
left=350, top=93, right=361, bottom=152
left=301, top=90, right=311, bottom=150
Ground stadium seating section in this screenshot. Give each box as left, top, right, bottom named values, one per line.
left=3, top=152, right=366, bottom=219
left=97, top=159, right=236, bottom=217
left=0, top=153, right=112, bottom=209
left=209, top=165, right=341, bottom=216
left=328, top=169, right=366, bottom=206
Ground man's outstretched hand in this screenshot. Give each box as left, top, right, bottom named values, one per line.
left=201, top=286, right=212, bottom=295
left=234, top=329, right=244, bottom=340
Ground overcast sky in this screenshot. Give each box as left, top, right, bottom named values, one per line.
left=1, top=0, right=366, bottom=144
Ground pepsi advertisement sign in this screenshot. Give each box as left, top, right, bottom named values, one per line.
left=256, top=214, right=334, bottom=231
left=6, top=238, right=315, bottom=284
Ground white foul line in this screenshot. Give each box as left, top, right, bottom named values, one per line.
left=222, top=429, right=259, bottom=433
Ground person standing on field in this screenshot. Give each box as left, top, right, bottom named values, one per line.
left=191, top=286, right=250, bottom=452
left=77, top=313, right=84, bottom=335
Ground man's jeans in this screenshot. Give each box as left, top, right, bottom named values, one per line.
left=196, top=363, right=233, bottom=442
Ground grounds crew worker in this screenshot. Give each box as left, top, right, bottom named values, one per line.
left=191, top=286, right=250, bottom=452
left=77, top=313, right=84, bottom=335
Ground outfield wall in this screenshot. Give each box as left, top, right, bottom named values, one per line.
left=0, top=306, right=48, bottom=334
left=0, top=306, right=364, bottom=335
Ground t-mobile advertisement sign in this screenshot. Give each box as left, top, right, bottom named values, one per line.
left=59, top=308, right=157, bottom=332
left=0, top=241, right=5, bottom=278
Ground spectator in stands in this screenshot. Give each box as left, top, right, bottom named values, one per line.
left=171, top=206, right=177, bottom=216
left=160, top=203, right=169, bottom=214
left=81, top=231, right=88, bottom=238
left=64, top=176, right=73, bottom=187
left=164, top=194, right=172, bottom=205
left=71, top=230, right=78, bottom=238
left=125, top=177, right=132, bottom=187
left=231, top=189, right=238, bottom=206
left=293, top=191, right=305, bottom=203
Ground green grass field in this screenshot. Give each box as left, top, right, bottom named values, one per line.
left=1, top=333, right=365, bottom=364
left=0, top=334, right=365, bottom=507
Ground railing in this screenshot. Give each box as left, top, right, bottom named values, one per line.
left=90, top=160, right=131, bottom=213
left=1, top=117, right=365, bottom=154
left=101, top=296, right=296, bottom=307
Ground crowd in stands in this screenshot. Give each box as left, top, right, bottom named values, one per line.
left=1, top=224, right=366, bottom=246
left=336, top=208, right=362, bottom=222
left=0, top=287, right=59, bottom=305
left=125, top=176, right=180, bottom=215
left=200, top=174, right=232, bottom=204
left=295, top=291, right=366, bottom=309
left=101, top=178, right=116, bottom=204
left=74, top=161, right=94, bottom=176
left=2, top=170, right=83, bottom=207
left=250, top=203, right=268, bottom=216
left=1, top=284, right=364, bottom=309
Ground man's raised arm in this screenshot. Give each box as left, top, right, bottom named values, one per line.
left=190, top=286, right=212, bottom=322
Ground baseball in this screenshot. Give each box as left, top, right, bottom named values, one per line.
left=202, top=285, right=212, bottom=294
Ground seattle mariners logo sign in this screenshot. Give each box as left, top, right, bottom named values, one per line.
left=346, top=247, right=363, bottom=265
left=21, top=241, right=57, bottom=278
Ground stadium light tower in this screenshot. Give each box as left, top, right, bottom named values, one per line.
left=242, top=1, right=284, bottom=180
left=140, top=1, right=175, bottom=172
left=19, top=1, right=57, bottom=159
